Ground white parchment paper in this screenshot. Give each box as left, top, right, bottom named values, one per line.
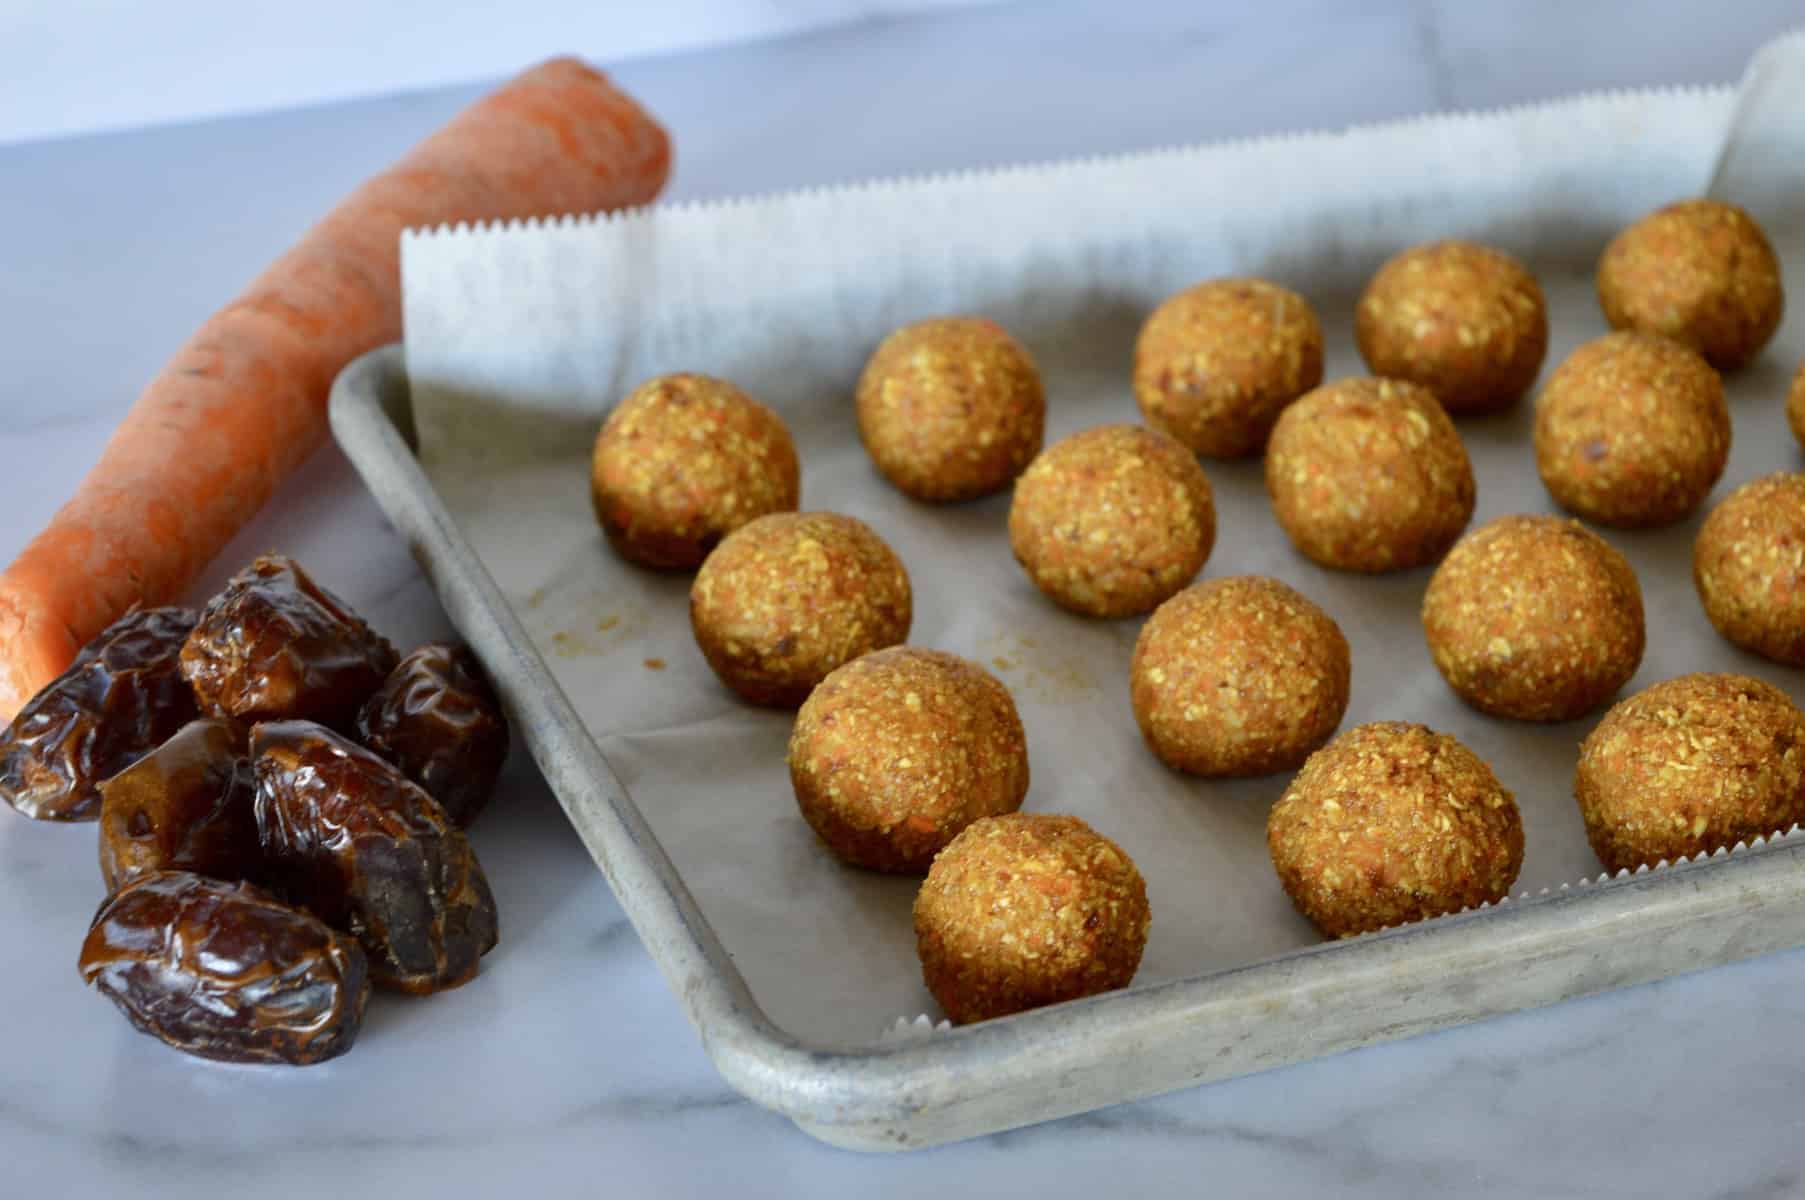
left=400, top=59, right=1805, bottom=1047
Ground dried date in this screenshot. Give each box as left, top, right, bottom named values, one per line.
left=356, top=642, right=508, bottom=827
left=79, top=870, right=369, bottom=1066
left=180, top=555, right=398, bottom=728
left=0, top=606, right=200, bottom=822
left=98, top=718, right=259, bottom=891
left=252, top=719, right=498, bottom=994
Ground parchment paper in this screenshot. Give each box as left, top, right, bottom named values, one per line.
left=400, top=53, right=1805, bottom=1047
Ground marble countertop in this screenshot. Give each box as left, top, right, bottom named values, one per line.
left=4, top=2, right=1804, bottom=1195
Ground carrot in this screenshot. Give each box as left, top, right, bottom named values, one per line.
left=0, top=58, right=671, bottom=720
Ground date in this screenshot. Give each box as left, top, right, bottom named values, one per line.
left=252, top=720, right=498, bottom=994
left=98, top=718, right=259, bottom=892
left=79, top=870, right=369, bottom=1066
left=180, top=556, right=398, bottom=728
left=0, top=606, right=200, bottom=821
left=356, top=642, right=509, bottom=827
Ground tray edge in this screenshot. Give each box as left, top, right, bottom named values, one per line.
left=334, top=278, right=1805, bottom=1151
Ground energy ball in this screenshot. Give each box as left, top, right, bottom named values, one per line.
left=1008, top=425, right=1216, bottom=618
left=1788, top=361, right=1805, bottom=452
left=1132, top=278, right=1325, bottom=458
left=1267, top=722, right=1523, bottom=939
left=913, top=813, right=1149, bottom=1024
left=856, top=316, right=1045, bottom=502
left=1264, top=378, right=1475, bottom=573
left=590, top=373, right=801, bottom=571
left=1575, top=673, right=1805, bottom=873
left=1532, top=332, right=1729, bottom=528
left=1355, top=240, right=1548, bottom=415
left=1130, top=576, right=1350, bottom=777
left=1423, top=515, right=1645, bottom=722
left=1597, top=199, right=1785, bottom=372
left=788, top=648, right=1029, bottom=873
left=1694, top=473, right=1805, bottom=666
left=689, top=512, right=911, bottom=708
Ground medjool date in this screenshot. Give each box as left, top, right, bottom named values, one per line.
left=98, top=718, right=259, bottom=891
left=252, top=720, right=498, bottom=993
left=79, top=870, right=369, bottom=1065
left=356, top=643, right=508, bottom=827
left=0, top=606, right=199, bottom=821
left=181, top=556, right=397, bottom=728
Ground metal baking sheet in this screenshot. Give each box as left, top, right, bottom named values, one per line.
left=331, top=33, right=1805, bottom=1150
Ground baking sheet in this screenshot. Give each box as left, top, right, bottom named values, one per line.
left=400, top=82, right=1805, bottom=1048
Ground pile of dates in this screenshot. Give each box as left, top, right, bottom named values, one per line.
left=0, top=555, right=510, bottom=1066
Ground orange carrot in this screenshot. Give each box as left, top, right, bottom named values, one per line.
left=0, top=58, right=671, bottom=719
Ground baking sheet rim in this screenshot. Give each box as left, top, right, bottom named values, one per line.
left=331, top=337, right=1805, bottom=1149
left=349, top=54, right=1805, bottom=1148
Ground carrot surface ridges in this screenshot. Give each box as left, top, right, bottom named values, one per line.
left=0, top=58, right=671, bottom=719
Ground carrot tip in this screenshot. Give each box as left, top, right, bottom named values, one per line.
left=0, top=587, right=81, bottom=722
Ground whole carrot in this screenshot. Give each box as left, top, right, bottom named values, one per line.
left=0, top=58, right=671, bottom=719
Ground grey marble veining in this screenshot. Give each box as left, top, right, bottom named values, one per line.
left=3, top=1, right=1805, bottom=1194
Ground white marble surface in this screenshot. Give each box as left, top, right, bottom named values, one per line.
left=3, top=1, right=1805, bottom=1194
left=0, top=0, right=998, bottom=145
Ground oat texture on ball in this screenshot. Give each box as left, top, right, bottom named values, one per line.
left=856, top=316, right=1045, bottom=502
left=788, top=648, right=1029, bottom=873
left=913, top=813, right=1150, bottom=1024
left=1533, top=332, right=1729, bottom=528
left=590, top=373, right=801, bottom=570
left=1266, top=722, right=1523, bottom=939
left=689, top=512, right=911, bottom=708
left=1597, top=199, right=1785, bottom=372
left=1130, top=576, right=1349, bottom=777
left=1355, top=240, right=1548, bottom=415
left=1423, top=515, right=1644, bottom=722
left=1264, top=377, right=1475, bottom=573
left=1008, top=424, right=1216, bottom=618
left=1575, top=673, right=1805, bottom=873
left=1132, top=278, right=1325, bottom=458
left=1694, top=473, right=1805, bottom=667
